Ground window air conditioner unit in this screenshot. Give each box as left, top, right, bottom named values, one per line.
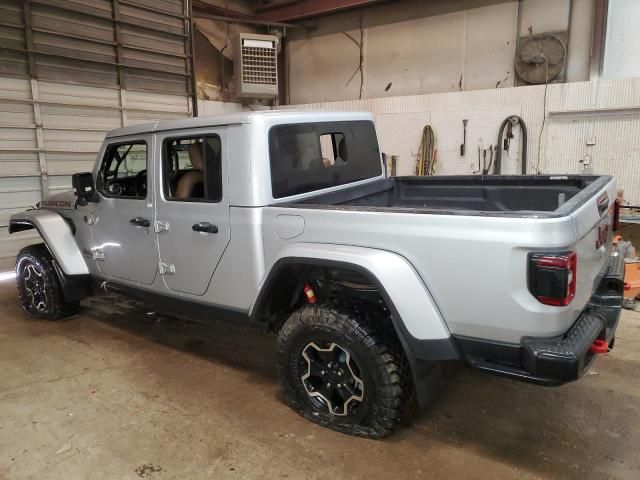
left=234, top=33, right=278, bottom=99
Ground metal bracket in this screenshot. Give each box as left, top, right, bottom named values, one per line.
left=91, top=248, right=105, bottom=261
left=154, top=220, right=170, bottom=233
left=84, top=214, right=99, bottom=225
left=159, top=262, right=175, bottom=275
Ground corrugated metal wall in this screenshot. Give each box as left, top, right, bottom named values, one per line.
left=286, top=77, right=640, bottom=205
left=0, top=0, right=194, bottom=261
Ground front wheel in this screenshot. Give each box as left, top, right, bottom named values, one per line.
left=276, top=303, right=411, bottom=438
left=16, top=244, right=79, bottom=320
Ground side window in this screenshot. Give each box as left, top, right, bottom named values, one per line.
left=97, top=141, right=147, bottom=199
left=269, top=121, right=381, bottom=198
left=163, top=134, right=222, bottom=202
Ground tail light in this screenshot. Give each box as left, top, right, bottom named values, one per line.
left=613, top=199, right=621, bottom=231
left=528, top=252, right=577, bottom=306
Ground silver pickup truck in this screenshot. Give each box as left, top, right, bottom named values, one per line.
left=9, top=110, right=623, bottom=438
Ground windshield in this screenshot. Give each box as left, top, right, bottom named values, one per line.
left=269, top=120, right=382, bottom=199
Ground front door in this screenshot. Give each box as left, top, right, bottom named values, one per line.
left=154, top=127, right=230, bottom=296
left=90, top=134, right=158, bottom=284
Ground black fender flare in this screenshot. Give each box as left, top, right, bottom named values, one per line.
left=250, top=256, right=460, bottom=408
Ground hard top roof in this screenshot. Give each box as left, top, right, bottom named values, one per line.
left=106, top=109, right=374, bottom=138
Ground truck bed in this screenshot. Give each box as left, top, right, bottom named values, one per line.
left=289, top=175, right=610, bottom=217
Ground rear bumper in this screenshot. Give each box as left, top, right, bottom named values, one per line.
left=455, top=253, right=624, bottom=386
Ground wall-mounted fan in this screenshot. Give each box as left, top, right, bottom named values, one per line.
left=515, top=33, right=567, bottom=85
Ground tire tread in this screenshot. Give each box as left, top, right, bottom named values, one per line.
left=276, top=300, right=411, bottom=438
left=16, top=244, right=79, bottom=320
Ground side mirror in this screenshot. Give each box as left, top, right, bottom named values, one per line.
left=72, top=172, right=97, bottom=204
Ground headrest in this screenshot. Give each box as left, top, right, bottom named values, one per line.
left=188, top=142, right=204, bottom=170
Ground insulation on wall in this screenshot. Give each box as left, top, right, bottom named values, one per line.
left=285, top=0, right=594, bottom=104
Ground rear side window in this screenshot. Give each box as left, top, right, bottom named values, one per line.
left=162, top=135, right=222, bottom=202
left=269, top=121, right=382, bottom=198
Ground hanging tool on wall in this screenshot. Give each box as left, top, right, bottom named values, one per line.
left=495, top=115, right=528, bottom=174
left=478, top=145, right=498, bottom=175
left=390, top=155, right=398, bottom=176
left=415, top=125, right=437, bottom=176
left=482, top=145, right=494, bottom=175
left=460, top=119, right=468, bottom=157
left=473, top=143, right=497, bottom=175
left=473, top=139, right=484, bottom=174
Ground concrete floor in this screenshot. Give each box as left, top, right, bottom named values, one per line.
left=1, top=280, right=640, bottom=480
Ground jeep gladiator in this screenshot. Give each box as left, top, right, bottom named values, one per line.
left=9, top=110, right=623, bottom=437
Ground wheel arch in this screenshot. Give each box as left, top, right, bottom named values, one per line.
left=10, top=210, right=89, bottom=276
left=250, top=244, right=460, bottom=407
left=11, top=210, right=91, bottom=303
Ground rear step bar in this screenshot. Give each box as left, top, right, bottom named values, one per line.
left=465, top=313, right=606, bottom=386
left=458, top=252, right=624, bottom=386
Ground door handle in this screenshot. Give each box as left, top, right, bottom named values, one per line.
left=129, top=217, right=150, bottom=228
left=192, top=222, right=218, bottom=234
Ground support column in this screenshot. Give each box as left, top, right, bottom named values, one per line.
left=23, top=1, right=48, bottom=197
left=112, top=0, right=128, bottom=127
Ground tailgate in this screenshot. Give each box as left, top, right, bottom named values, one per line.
left=570, top=178, right=618, bottom=311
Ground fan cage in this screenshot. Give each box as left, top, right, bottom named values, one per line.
left=515, top=31, right=568, bottom=86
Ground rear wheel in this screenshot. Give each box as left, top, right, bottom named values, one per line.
left=16, top=244, right=79, bottom=320
left=276, top=302, right=410, bottom=438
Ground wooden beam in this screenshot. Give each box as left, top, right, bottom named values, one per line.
left=255, top=0, right=390, bottom=22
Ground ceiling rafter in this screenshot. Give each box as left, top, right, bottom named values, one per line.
left=254, top=0, right=391, bottom=22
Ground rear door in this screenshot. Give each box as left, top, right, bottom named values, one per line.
left=154, top=127, right=231, bottom=295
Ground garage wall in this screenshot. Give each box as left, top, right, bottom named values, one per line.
left=0, top=0, right=194, bottom=261
left=285, top=0, right=594, bottom=104
left=286, top=76, right=640, bottom=205
left=603, top=0, right=640, bottom=79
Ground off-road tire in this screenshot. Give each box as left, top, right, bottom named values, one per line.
left=276, top=302, right=411, bottom=438
left=15, top=244, right=79, bottom=320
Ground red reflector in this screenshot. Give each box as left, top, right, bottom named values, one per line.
left=590, top=339, right=608, bottom=354
left=624, top=282, right=631, bottom=291
left=613, top=199, right=621, bottom=231
left=536, top=256, right=570, bottom=268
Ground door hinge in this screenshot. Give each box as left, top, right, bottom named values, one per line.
left=154, top=220, right=170, bottom=233
left=159, top=262, right=175, bottom=275
left=91, top=248, right=105, bottom=261
left=84, top=214, right=99, bottom=225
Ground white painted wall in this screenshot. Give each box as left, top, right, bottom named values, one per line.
left=285, top=77, right=640, bottom=205
left=603, top=0, right=640, bottom=79
left=286, top=0, right=594, bottom=104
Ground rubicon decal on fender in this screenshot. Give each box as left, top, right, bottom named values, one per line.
left=40, top=200, right=73, bottom=208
